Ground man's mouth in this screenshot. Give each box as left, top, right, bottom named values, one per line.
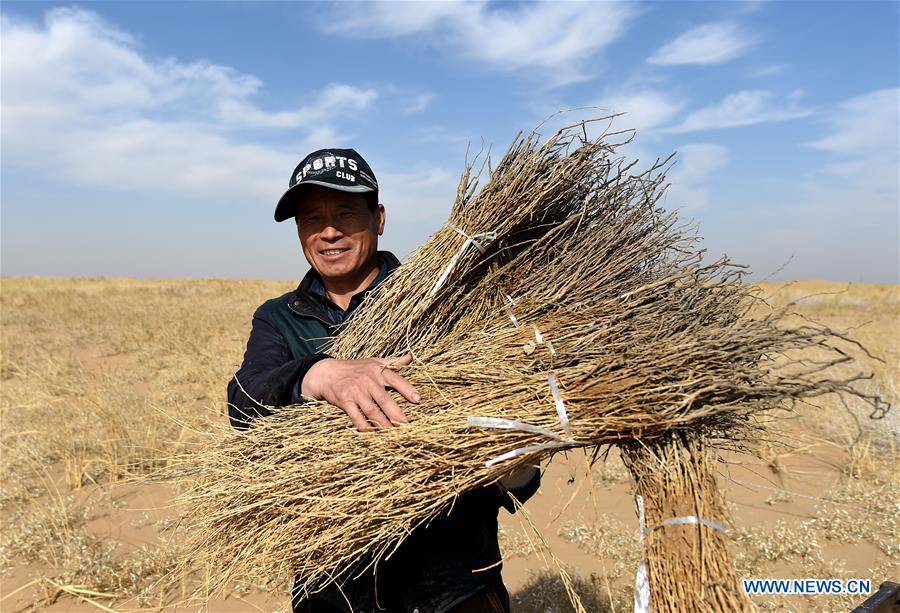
left=320, top=248, right=350, bottom=256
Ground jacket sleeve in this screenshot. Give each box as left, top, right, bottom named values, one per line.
left=227, top=308, right=330, bottom=430
left=496, top=466, right=542, bottom=514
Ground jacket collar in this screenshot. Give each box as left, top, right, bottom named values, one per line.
left=287, top=250, right=401, bottom=325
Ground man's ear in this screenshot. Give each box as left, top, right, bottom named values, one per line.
left=376, top=202, right=386, bottom=236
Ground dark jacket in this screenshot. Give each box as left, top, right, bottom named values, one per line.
left=228, top=251, right=540, bottom=613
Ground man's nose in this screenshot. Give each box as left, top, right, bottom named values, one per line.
left=318, top=220, right=343, bottom=240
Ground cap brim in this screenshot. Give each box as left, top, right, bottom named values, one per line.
left=274, top=181, right=377, bottom=222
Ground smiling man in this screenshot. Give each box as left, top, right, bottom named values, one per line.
left=227, top=148, right=540, bottom=613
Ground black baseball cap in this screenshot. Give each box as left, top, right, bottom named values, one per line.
left=274, top=148, right=379, bottom=222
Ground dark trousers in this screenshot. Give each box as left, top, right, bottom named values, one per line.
left=292, top=583, right=510, bottom=613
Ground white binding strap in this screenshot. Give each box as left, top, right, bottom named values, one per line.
left=532, top=323, right=556, bottom=356
left=466, top=416, right=565, bottom=442
left=545, top=339, right=557, bottom=356
left=635, top=495, right=651, bottom=613
left=547, top=374, right=571, bottom=436
left=483, top=441, right=579, bottom=467
left=430, top=225, right=497, bottom=296
left=649, top=516, right=727, bottom=534
left=469, top=325, right=572, bottom=468
left=506, top=309, right=520, bottom=328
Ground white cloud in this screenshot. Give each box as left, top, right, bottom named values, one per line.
left=378, top=167, right=458, bottom=222
left=0, top=8, right=377, bottom=200
left=748, top=64, right=786, bottom=78
left=325, top=2, right=466, bottom=37
left=648, top=22, right=755, bottom=66
left=662, top=143, right=729, bottom=211
left=596, top=90, right=687, bottom=132
left=218, top=84, right=377, bottom=129
left=713, top=89, right=899, bottom=284
left=808, top=88, right=899, bottom=156
left=803, top=89, right=899, bottom=275
left=376, top=166, right=460, bottom=258
left=664, top=90, right=811, bottom=133
left=721, top=165, right=899, bottom=283
left=404, top=92, right=435, bottom=115
left=322, top=1, right=639, bottom=85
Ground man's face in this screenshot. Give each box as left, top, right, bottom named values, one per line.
left=295, top=186, right=385, bottom=284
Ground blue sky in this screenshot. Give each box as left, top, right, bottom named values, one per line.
left=2, top=1, right=898, bottom=282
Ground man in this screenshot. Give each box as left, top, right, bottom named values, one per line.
left=228, top=148, right=541, bottom=613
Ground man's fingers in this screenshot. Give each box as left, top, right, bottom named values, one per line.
left=381, top=368, right=421, bottom=403
left=393, top=354, right=413, bottom=366
left=371, top=386, right=408, bottom=425
left=377, top=354, right=413, bottom=368
left=357, top=397, right=393, bottom=429
left=321, top=357, right=418, bottom=431
left=341, top=401, right=376, bottom=432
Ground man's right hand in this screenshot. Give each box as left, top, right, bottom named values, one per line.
left=300, top=354, right=420, bottom=431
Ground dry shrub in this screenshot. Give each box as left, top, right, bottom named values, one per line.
left=557, top=515, right=639, bottom=581
left=498, top=526, right=540, bottom=559
left=0, top=471, right=177, bottom=608
left=511, top=567, right=624, bottom=613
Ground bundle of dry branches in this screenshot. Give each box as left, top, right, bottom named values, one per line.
left=623, top=433, right=753, bottom=611
left=168, top=119, right=887, bottom=605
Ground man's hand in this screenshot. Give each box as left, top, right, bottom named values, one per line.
left=301, top=354, right=420, bottom=431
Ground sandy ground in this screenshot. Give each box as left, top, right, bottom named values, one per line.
left=1, top=278, right=897, bottom=612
